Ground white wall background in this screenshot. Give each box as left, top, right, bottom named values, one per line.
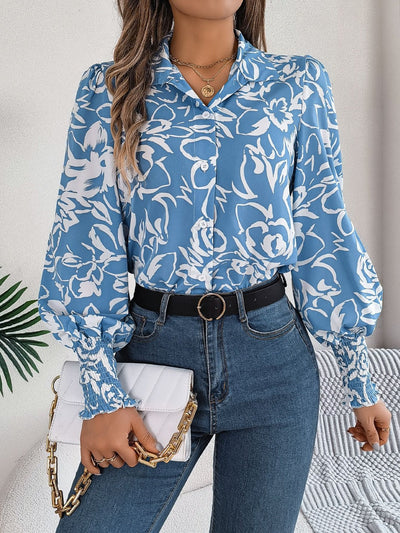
left=0, top=0, right=399, bottom=496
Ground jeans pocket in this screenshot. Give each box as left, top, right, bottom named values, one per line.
left=286, top=299, right=319, bottom=371
left=130, top=300, right=164, bottom=342
left=240, top=294, right=296, bottom=339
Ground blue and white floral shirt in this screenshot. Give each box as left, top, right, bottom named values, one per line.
left=37, top=28, right=383, bottom=420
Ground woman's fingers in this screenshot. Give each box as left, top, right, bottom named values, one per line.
left=347, top=429, right=374, bottom=451
left=81, top=446, right=101, bottom=475
left=106, top=452, right=126, bottom=469
left=376, top=426, right=390, bottom=446
left=114, top=442, right=140, bottom=468
left=132, top=412, right=162, bottom=457
left=374, top=408, right=392, bottom=446
left=79, top=406, right=161, bottom=473
left=347, top=426, right=390, bottom=451
left=348, top=429, right=365, bottom=442
left=92, top=447, right=130, bottom=469
left=347, top=399, right=392, bottom=452
left=93, top=449, right=126, bottom=469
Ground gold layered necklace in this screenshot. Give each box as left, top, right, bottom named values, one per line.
left=169, top=38, right=238, bottom=98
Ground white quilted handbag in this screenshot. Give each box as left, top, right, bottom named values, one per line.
left=46, top=360, right=198, bottom=517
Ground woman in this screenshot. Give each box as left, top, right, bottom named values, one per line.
left=38, top=1, right=391, bottom=531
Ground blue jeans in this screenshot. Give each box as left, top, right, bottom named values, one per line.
left=56, top=273, right=320, bottom=533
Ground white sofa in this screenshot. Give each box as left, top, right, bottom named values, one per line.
left=0, top=433, right=312, bottom=532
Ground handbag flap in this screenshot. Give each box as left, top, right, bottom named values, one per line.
left=57, top=360, right=194, bottom=412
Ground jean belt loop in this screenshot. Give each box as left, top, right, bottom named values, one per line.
left=234, top=288, right=247, bottom=323
left=158, top=292, right=171, bottom=325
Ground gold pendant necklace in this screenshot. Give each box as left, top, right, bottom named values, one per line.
left=170, top=39, right=237, bottom=98
left=201, top=84, right=215, bottom=98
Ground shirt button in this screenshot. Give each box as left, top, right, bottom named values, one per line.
left=199, top=220, right=207, bottom=228
left=200, top=161, right=209, bottom=171
left=195, top=101, right=200, bottom=107
left=202, top=110, right=211, bottom=118
left=199, top=274, right=206, bottom=281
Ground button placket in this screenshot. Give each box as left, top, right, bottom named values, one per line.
left=190, top=105, right=217, bottom=289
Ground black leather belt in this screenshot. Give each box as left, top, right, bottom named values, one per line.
left=131, top=272, right=287, bottom=321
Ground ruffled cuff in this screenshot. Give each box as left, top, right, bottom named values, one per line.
left=75, top=337, right=142, bottom=420
left=331, top=334, right=381, bottom=408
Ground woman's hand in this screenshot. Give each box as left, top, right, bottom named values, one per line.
left=80, top=406, right=162, bottom=475
left=347, top=398, right=391, bottom=452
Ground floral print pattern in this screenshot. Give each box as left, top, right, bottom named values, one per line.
left=37, top=28, right=382, bottom=419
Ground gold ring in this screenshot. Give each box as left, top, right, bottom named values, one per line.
left=106, top=453, right=118, bottom=462
left=92, top=455, right=107, bottom=464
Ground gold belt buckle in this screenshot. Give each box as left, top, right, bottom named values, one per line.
left=197, top=292, right=227, bottom=321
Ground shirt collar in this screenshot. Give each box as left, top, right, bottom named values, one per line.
left=150, top=28, right=280, bottom=87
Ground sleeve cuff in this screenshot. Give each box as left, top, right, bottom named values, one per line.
left=331, top=334, right=381, bottom=408
left=75, top=337, right=142, bottom=420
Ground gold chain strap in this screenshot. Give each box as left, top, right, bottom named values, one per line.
left=46, top=374, right=198, bottom=518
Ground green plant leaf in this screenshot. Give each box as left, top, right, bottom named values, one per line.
left=22, top=342, right=43, bottom=364
left=16, top=346, right=40, bottom=374
left=22, top=340, right=49, bottom=347
left=2, top=315, right=44, bottom=334
left=0, top=273, right=11, bottom=287
left=0, top=351, right=11, bottom=395
left=2, top=336, right=34, bottom=377
left=0, top=299, right=39, bottom=324
left=0, top=268, right=50, bottom=394
left=0, top=283, right=28, bottom=310
left=7, top=336, right=40, bottom=375
left=0, top=338, right=29, bottom=383
left=6, top=330, right=51, bottom=338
